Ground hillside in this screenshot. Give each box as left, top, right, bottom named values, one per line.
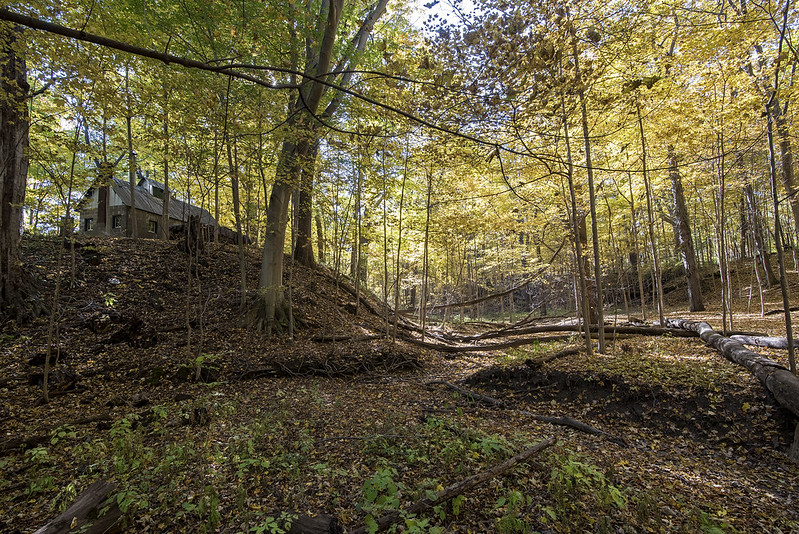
left=1, top=236, right=798, bottom=533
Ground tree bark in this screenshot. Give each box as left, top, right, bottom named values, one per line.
left=294, top=140, right=319, bottom=267
left=0, top=24, right=37, bottom=321
left=638, top=99, right=664, bottom=325
left=745, top=182, right=778, bottom=286
left=34, top=480, right=121, bottom=534
left=668, top=147, right=704, bottom=311
left=255, top=0, right=388, bottom=332
left=573, top=38, right=605, bottom=352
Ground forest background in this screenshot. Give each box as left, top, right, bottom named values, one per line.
left=4, top=0, right=799, bottom=335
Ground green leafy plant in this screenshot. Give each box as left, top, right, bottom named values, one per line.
left=494, top=490, right=530, bottom=534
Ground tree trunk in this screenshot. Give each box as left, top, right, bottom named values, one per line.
left=573, top=38, right=605, bottom=352
left=772, top=100, right=799, bottom=236
left=745, top=183, right=778, bottom=286
left=125, top=66, right=137, bottom=240
left=294, top=140, right=319, bottom=267
left=767, top=100, right=797, bottom=374
left=560, top=90, right=593, bottom=356
left=254, top=0, right=389, bottom=332
left=638, top=99, right=664, bottom=325
left=34, top=480, right=121, bottom=534
left=256, top=136, right=301, bottom=334
left=161, top=78, right=170, bottom=240
left=668, top=147, right=704, bottom=311
left=0, top=24, right=37, bottom=321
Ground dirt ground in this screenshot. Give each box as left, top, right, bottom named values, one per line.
left=1, top=236, right=797, bottom=533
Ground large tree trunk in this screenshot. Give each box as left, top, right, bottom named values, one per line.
left=0, top=24, right=37, bottom=321
left=668, top=147, right=705, bottom=311
left=294, top=140, right=319, bottom=267
left=772, top=100, right=799, bottom=236
left=256, top=133, right=305, bottom=334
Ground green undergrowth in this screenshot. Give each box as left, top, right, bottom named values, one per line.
left=2, top=386, right=741, bottom=533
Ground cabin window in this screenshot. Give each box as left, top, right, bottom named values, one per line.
left=112, top=214, right=122, bottom=229
left=84, top=218, right=94, bottom=231
left=152, top=186, right=164, bottom=200
left=148, top=220, right=158, bottom=234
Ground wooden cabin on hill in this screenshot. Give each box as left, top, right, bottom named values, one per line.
left=77, top=177, right=216, bottom=239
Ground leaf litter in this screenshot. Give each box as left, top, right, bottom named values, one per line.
left=0, top=236, right=797, bottom=533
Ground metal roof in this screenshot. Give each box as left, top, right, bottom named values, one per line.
left=110, top=178, right=216, bottom=226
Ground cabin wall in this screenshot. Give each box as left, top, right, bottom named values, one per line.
left=79, top=206, right=183, bottom=239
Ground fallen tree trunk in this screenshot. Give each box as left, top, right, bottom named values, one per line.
left=348, top=437, right=556, bottom=534
left=444, top=324, right=697, bottom=343
left=400, top=328, right=681, bottom=354
left=764, top=306, right=799, bottom=316
left=286, top=514, right=341, bottom=534
left=666, top=319, right=799, bottom=418
left=730, top=335, right=799, bottom=350
left=34, top=480, right=121, bottom=534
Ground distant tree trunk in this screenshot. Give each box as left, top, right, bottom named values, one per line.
left=125, top=66, right=137, bottom=240
left=420, top=170, right=433, bottom=341
left=573, top=38, right=604, bottom=352
left=161, top=80, right=170, bottom=240
left=213, top=132, right=221, bottom=243
left=560, top=90, right=592, bottom=356
left=745, top=183, right=778, bottom=286
left=637, top=98, right=664, bottom=325
left=628, top=174, right=647, bottom=321
left=315, top=211, right=325, bottom=264
left=767, top=98, right=796, bottom=374
left=668, top=147, right=704, bottom=311
left=0, top=24, right=37, bottom=321
left=392, top=151, right=408, bottom=342
left=228, top=137, right=247, bottom=310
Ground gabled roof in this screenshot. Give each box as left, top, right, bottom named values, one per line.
left=81, top=178, right=216, bottom=226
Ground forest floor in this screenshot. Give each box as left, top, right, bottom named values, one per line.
left=1, top=236, right=798, bottom=534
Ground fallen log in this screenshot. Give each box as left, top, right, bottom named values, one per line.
left=666, top=319, right=799, bottom=419
left=348, top=437, right=556, bottom=534
left=730, top=335, right=799, bottom=350
left=34, top=479, right=121, bottom=534
left=764, top=306, right=799, bottom=316
left=518, top=412, right=627, bottom=447
left=426, top=380, right=505, bottom=407
left=426, top=381, right=626, bottom=446
left=401, top=329, right=668, bottom=354
left=443, top=324, right=697, bottom=343
left=286, top=514, right=341, bottom=534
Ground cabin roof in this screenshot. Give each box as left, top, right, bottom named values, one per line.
left=80, top=178, right=216, bottom=226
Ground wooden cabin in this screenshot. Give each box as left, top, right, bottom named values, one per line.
left=77, top=177, right=216, bottom=238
